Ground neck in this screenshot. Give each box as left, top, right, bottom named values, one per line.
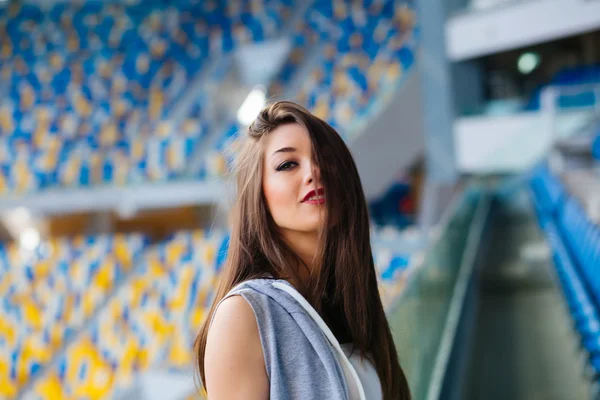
left=281, top=230, right=320, bottom=288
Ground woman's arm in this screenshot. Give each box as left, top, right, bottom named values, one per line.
left=204, top=295, right=269, bottom=400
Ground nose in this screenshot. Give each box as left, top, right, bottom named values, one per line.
left=304, top=162, right=320, bottom=186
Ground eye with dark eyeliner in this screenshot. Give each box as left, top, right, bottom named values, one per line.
left=275, top=161, right=298, bottom=171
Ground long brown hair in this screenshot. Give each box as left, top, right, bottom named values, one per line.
left=194, top=101, right=411, bottom=400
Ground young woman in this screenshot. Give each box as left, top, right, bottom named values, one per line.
left=194, top=101, right=411, bottom=400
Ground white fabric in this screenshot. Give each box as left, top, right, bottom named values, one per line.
left=340, top=344, right=383, bottom=400
left=272, top=282, right=382, bottom=400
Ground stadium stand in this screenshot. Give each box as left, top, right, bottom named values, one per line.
left=201, top=0, right=418, bottom=178
left=292, top=0, right=416, bottom=137
left=529, top=161, right=600, bottom=388
left=0, top=233, right=148, bottom=398
left=0, top=0, right=418, bottom=189
left=0, top=0, right=298, bottom=193
left=6, top=229, right=418, bottom=399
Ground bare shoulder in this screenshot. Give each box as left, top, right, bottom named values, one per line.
left=205, top=295, right=269, bottom=400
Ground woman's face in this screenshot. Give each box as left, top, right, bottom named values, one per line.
left=262, top=123, right=325, bottom=235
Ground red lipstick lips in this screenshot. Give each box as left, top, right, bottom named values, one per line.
left=302, top=188, right=325, bottom=204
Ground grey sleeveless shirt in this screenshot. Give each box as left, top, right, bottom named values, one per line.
left=207, top=278, right=378, bottom=400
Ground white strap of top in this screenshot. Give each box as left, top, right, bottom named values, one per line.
left=271, top=281, right=367, bottom=400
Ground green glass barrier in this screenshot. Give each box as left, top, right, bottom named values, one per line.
left=388, top=187, right=483, bottom=399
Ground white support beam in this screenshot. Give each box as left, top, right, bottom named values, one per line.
left=0, top=180, right=230, bottom=216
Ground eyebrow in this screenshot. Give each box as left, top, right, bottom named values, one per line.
left=272, top=146, right=296, bottom=156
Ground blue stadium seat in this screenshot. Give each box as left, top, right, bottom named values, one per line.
left=592, top=355, right=600, bottom=377
left=592, top=126, right=600, bottom=161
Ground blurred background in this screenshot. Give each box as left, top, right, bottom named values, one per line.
left=0, top=0, right=599, bottom=398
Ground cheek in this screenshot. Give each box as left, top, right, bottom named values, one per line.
left=263, top=176, right=295, bottom=223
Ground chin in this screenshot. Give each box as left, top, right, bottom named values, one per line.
left=303, top=221, right=325, bottom=234
left=280, top=215, right=325, bottom=235
left=289, top=220, right=322, bottom=234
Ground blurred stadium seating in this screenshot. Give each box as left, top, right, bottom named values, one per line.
left=0, top=228, right=419, bottom=399
left=0, top=0, right=297, bottom=192
left=525, top=65, right=600, bottom=111
left=0, top=233, right=148, bottom=397
left=201, top=0, right=418, bottom=177
left=0, top=0, right=418, bottom=190
left=529, top=156, right=600, bottom=387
